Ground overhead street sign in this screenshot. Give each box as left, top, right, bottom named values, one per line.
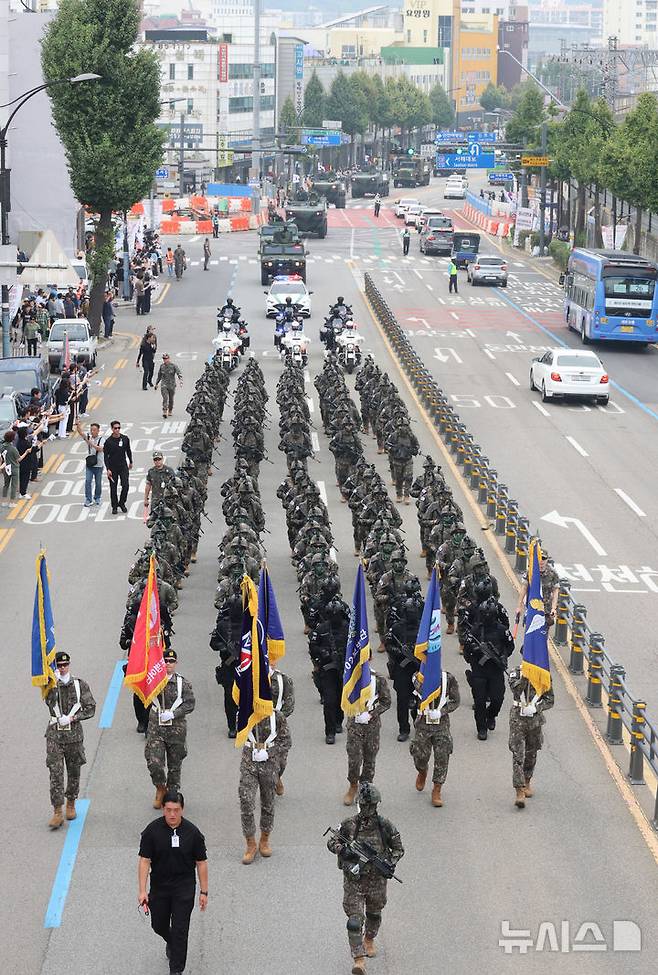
left=439, top=143, right=495, bottom=169
left=322, top=119, right=342, bottom=130
left=488, top=171, right=515, bottom=183
left=301, top=128, right=342, bottom=147
left=435, top=130, right=497, bottom=144
left=522, top=155, right=550, bottom=166
left=468, top=132, right=497, bottom=143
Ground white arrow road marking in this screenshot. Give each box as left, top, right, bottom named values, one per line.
left=407, top=317, right=430, bottom=327
left=614, top=489, right=646, bottom=518
left=506, top=331, right=522, bottom=342
left=434, top=348, right=463, bottom=364
left=541, top=510, right=607, bottom=556
left=566, top=435, right=588, bottom=457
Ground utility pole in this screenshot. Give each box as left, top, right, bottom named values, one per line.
left=178, top=110, right=185, bottom=196
left=538, top=121, right=548, bottom=256
left=252, top=0, right=262, bottom=184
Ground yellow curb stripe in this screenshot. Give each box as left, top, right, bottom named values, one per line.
left=114, top=358, right=128, bottom=369
left=361, top=282, right=658, bottom=867
left=87, top=396, right=102, bottom=412
left=0, top=528, right=15, bottom=554
left=15, top=493, right=39, bottom=520
left=114, top=331, right=140, bottom=349
left=102, top=376, right=117, bottom=389
left=41, top=452, right=63, bottom=475
left=154, top=282, right=170, bottom=305
left=6, top=497, right=28, bottom=521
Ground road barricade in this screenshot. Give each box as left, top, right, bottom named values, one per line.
left=363, top=270, right=658, bottom=831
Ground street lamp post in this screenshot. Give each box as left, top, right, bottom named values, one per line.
left=0, top=73, right=101, bottom=357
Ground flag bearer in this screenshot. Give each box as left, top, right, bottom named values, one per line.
left=145, top=649, right=196, bottom=809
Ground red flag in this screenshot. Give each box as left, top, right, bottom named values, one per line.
left=124, top=555, right=168, bottom=706
left=63, top=330, right=71, bottom=371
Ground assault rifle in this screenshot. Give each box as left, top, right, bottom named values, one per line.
left=323, top=827, right=402, bottom=883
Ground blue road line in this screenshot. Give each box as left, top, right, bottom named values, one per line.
left=98, top=659, right=126, bottom=729
left=44, top=799, right=90, bottom=928
left=496, top=289, right=658, bottom=422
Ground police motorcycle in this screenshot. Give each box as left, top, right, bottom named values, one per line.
left=217, top=298, right=241, bottom=333
left=335, top=319, right=363, bottom=374
left=328, top=296, right=353, bottom=322
left=319, top=312, right=345, bottom=352
left=234, top=316, right=250, bottom=354
left=212, top=319, right=242, bottom=370
left=280, top=319, right=309, bottom=367
left=273, top=299, right=301, bottom=349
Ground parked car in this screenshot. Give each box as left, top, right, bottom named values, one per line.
left=0, top=356, right=55, bottom=411
left=529, top=349, right=609, bottom=405
left=0, top=391, right=21, bottom=437
left=467, top=255, right=508, bottom=286
left=46, top=318, right=97, bottom=372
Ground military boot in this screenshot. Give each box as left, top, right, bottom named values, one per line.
left=524, top=779, right=534, bottom=798
left=65, top=799, right=77, bottom=820
left=275, top=776, right=284, bottom=796
left=415, top=769, right=427, bottom=792
left=363, top=937, right=377, bottom=957
left=431, top=784, right=443, bottom=807
left=351, top=956, right=367, bottom=974
left=515, top=787, right=526, bottom=809
left=242, top=836, right=258, bottom=864
left=343, top=781, right=358, bottom=806
left=48, top=806, right=64, bottom=829
left=259, top=831, right=272, bottom=857
left=153, top=785, right=166, bottom=809
left=446, top=622, right=455, bottom=634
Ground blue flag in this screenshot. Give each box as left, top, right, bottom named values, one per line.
left=232, top=575, right=273, bottom=748
left=258, top=567, right=285, bottom=665
left=414, top=568, right=443, bottom=710
left=522, top=542, right=551, bottom=696
left=31, top=550, right=57, bottom=698
left=342, top=564, right=373, bottom=715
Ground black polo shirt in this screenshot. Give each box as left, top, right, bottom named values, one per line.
left=139, top=816, right=207, bottom=888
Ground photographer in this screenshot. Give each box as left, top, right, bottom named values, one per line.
left=462, top=591, right=514, bottom=741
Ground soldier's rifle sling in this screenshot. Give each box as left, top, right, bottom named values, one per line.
left=322, top=827, right=402, bottom=883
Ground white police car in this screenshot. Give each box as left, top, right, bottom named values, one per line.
left=265, top=275, right=312, bottom=318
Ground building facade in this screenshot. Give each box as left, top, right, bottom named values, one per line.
left=455, top=12, right=499, bottom=115
left=604, top=0, right=658, bottom=46
left=497, top=5, right=528, bottom=90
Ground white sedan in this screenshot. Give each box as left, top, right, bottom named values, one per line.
left=404, top=204, right=423, bottom=226
left=394, top=197, right=419, bottom=218
left=444, top=179, right=465, bottom=200
left=265, top=275, right=312, bottom=318
left=529, top=348, right=609, bottom=405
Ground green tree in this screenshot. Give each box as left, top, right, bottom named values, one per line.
left=325, top=72, right=369, bottom=164
left=279, top=95, right=298, bottom=131
left=429, top=82, right=455, bottom=128
left=505, top=83, right=545, bottom=147
left=479, top=82, right=509, bottom=113
left=41, top=0, right=164, bottom=335
left=302, top=70, right=325, bottom=128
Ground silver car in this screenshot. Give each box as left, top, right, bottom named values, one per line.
left=467, top=255, right=508, bottom=287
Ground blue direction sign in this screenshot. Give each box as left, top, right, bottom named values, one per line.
left=468, top=132, right=497, bottom=143
left=436, top=130, right=463, bottom=143
left=440, top=144, right=496, bottom=169
left=435, top=130, right=497, bottom=144
left=155, top=167, right=169, bottom=180
left=301, top=128, right=341, bottom=147
left=489, top=171, right=515, bottom=183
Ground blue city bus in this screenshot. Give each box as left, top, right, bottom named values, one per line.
left=562, top=249, right=658, bottom=345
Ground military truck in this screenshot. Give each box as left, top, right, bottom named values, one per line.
left=392, top=155, right=431, bottom=188
left=284, top=191, right=328, bottom=238
left=350, top=167, right=390, bottom=199
left=260, top=222, right=307, bottom=285
left=311, top=172, right=347, bottom=208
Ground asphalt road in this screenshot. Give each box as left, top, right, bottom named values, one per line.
left=3, top=186, right=658, bottom=975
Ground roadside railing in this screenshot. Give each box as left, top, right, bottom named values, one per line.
left=364, top=271, right=658, bottom=829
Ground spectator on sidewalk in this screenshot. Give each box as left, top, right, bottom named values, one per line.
left=102, top=291, right=116, bottom=338
left=55, top=373, right=72, bottom=439
left=24, top=317, right=39, bottom=356
left=76, top=417, right=105, bottom=507
left=134, top=274, right=146, bottom=316
left=1, top=430, right=22, bottom=507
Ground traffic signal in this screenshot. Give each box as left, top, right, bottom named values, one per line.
left=407, top=147, right=415, bottom=156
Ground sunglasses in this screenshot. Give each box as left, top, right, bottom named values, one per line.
left=111, top=425, right=121, bottom=430
left=58, top=663, right=70, bottom=668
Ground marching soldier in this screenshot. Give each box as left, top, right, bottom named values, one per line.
left=143, top=449, right=176, bottom=511
left=508, top=667, right=555, bottom=808
left=410, top=671, right=460, bottom=807
left=327, top=783, right=404, bottom=974
left=270, top=665, right=295, bottom=795
left=44, top=651, right=96, bottom=828
left=343, top=670, right=391, bottom=806
left=145, top=649, right=195, bottom=808
left=239, top=709, right=287, bottom=864
left=515, top=549, right=560, bottom=630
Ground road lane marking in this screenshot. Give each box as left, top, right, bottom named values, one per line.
left=98, top=660, right=127, bottom=728
left=102, top=376, right=116, bottom=389
left=532, top=401, right=551, bottom=417
left=44, top=798, right=91, bottom=928
left=6, top=497, right=29, bottom=521
left=0, top=527, right=15, bottom=553
left=414, top=270, right=423, bottom=280
left=484, top=349, right=496, bottom=360
left=311, top=432, right=320, bottom=452
left=566, top=435, right=588, bottom=457
left=114, top=331, right=140, bottom=349
left=154, top=282, right=170, bottom=305
left=15, top=493, right=40, bottom=520
left=114, top=358, right=128, bottom=369
left=306, top=396, right=315, bottom=414
left=393, top=272, right=404, bottom=284
left=541, top=509, right=607, bottom=556
left=363, top=287, right=658, bottom=867
left=614, top=489, right=646, bottom=518
left=87, top=396, right=102, bottom=412
left=450, top=312, right=459, bottom=320
left=41, top=452, right=64, bottom=475
left=505, top=372, right=520, bottom=386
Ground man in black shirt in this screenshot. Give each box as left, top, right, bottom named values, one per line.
left=139, top=792, right=208, bottom=975
left=103, top=419, right=133, bottom=514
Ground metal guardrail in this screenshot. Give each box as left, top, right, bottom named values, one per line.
left=364, top=271, right=658, bottom=829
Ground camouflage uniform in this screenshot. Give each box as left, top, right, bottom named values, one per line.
left=523, top=560, right=561, bottom=626
left=327, top=801, right=404, bottom=959
left=145, top=673, right=195, bottom=791
left=410, top=672, right=460, bottom=784
left=45, top=676, right=96, bottom=806
left=270, top=669, right=295, bottom=781
left=239, top=711, right=286, bottom=837
left=385, top=424, right=419, bottom=499
left=346, top=673, right=391, bottom=784
left=145, top=463, right=176, bottom=507
left=508, top=670, right=555, bottom=788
